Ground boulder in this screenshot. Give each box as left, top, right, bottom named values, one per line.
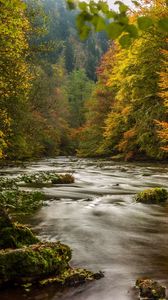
left=51, top=174, right=74, bottom=184
left=0, top=207, right=103, bottom=290
left=135, top=188, right=168, bottom=204
left=136, top=278, right=166, bottom=299
left=0, top=242, right=71, bottom=287
left=39, top=268, right=104, bottom=287
left=0, top=207, right=39, bottom=249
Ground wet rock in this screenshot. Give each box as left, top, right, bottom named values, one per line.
left=136, top=278, right=166, bottom=299
left=135, top=188, right=168, bottom=204
left=0, top=206, right=103, bottom=290
left=92, top=271, right=104, bottom=279
left=0, top=242, right=71, bottom=287
left=39, top=269, right=104, bottom=287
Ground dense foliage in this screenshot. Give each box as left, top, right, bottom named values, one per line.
left=38, top=0, right=108, bottom=80
left=0, top=0, right=98, bottom=160
left=67, top=0, right=168, bottom=47
left=77, top=1, right=168, bottom=160
left=0, top=0, right=167, bottom=161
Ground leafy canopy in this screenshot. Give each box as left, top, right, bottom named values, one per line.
left=66, top=0, right=168, bottom=47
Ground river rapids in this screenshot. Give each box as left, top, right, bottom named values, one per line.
left=0, top=157, right=168, bottom=300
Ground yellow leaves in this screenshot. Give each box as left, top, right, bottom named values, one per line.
left=156, top=41, right=168, bottom=152
left=156, top=120, right=168, bottom=152
left=123, top=128, right=136, bottom=139
left=121, top=106, right=132, bottom=116
left=0, top=0, right=31, bottom=104
left=117, top=128, right=136, bottom=155
left=0, top=109, right=11, bottom=158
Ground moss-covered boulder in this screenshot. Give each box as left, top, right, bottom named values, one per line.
left=0, top=223, right=39, bottom=249
left=135, top=187, right=168, bottom=204
left=0, top=242, right=71, bottom=287
left=51, top=174, right=74, bottom=184
left=136, top=278, right=166, bottom=299
left=39, top=268, right=104, bottom=287
left=19, top=172, right=74, bottom=185
left=0, top=207, right=103, bottom=291
left=0, top=207, right=39, bottom=249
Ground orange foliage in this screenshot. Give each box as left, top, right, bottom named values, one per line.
left=156, top=45, right=168, bottom=152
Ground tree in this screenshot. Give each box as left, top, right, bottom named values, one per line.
left=77, top=46, right=117, bottom=157
left=0, top=0, right=32, bottom=159
left=77, top=1, right=168, bottom=160
left=156, top=46, right=168, bottom=152
left=65, top=69, right=94, bottom=128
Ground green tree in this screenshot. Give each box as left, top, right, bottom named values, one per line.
left=65, top=69, right=94, bottom=129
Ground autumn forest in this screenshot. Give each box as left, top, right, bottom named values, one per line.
left=1, top=1, right=168, bottom=299
left=1, top=0, right=167, bottom=162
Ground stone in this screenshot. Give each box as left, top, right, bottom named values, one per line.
left=136, top=278, right=166, bottom=299
left=135, top=188, right=168, bottom=204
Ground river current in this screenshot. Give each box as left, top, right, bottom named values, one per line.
left=1, top=157, right=168, bottom=300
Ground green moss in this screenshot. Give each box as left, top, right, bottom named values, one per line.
left=51, top=174, right=74, bottom=184
left=19, top=172, right=74, bottom=185
left=0, top=207, right=39, bottom=249
left=39, top=268, right=104, bottom=287
left=0, top=190, right=44, bottom=214
left=0, top=242, right=71, bottom=287
left=0, top=223, right=39, bottom=249
left=135, top=187, right=168, bottom=204
left=0, top=177, right=18, bottom=191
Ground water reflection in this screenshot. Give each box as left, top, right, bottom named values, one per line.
left=0, top=157, right=168, bottom=300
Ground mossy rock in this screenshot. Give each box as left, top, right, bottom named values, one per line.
left=19, top=172, right=74, bottom=185
left=51, top=174, right=74, bottom=184
left=0, top=207, right=39, bottom=249
left=0, top=242, right=71, bottom=287
left=136, top=278, right=166, bottom=299
left=0, top=190, right=44, bottom=214
left=39, top=268, right=104, bottom=287
left=135, top=187, right=168, bottom=204
left=0, top=223, right=39, bottom=249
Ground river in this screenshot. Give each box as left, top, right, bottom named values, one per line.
left=1, top=156, right=168, bottom=300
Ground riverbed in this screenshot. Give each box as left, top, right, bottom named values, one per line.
left=1, top=157, right=168, bottom=300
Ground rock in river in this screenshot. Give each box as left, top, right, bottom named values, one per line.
left=136, top=278, right=166, bottom=299
left=135, top=187, right=168, bottom=204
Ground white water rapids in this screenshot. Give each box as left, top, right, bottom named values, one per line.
left=0, top=157, right=168, bottom=300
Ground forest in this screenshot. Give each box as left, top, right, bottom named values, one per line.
left=0, top=1, right=168, bottom=300
left=0, top=0, right=167, bottom=162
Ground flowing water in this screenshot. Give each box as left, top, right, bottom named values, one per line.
left=1, top=157, right=168, bottom=300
